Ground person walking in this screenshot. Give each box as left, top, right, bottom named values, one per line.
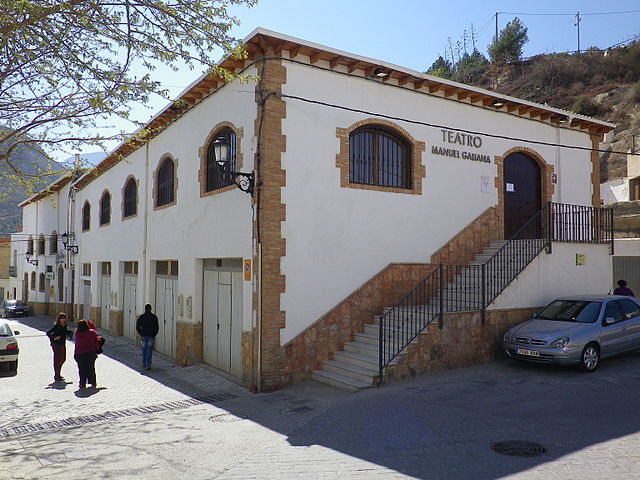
left=46, top=313, right=73, bottom=382
left=74, top=319, right=101, bottom=389
left=614, top=279, right=635, bottom=297
left=136, top=304, right=159, bottom=370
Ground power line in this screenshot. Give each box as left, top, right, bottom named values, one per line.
left=273, top=92, right=621, bottom=155
left=499, top=10, right=640, bottom=16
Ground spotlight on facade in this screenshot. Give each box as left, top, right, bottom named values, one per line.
left=213, top=136, right=255, bottom=195
left=558, top=115, right=570, bottom=124
left=371, top=68, right=390, bottom=78
left=489, top=99, right=505, bottom=108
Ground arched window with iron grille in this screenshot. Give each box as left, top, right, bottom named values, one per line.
left=156, top=157, right=175, bottom=206
left=206, top=127, right=236, bottom=192
left=349, top=125, right=411, bottom=189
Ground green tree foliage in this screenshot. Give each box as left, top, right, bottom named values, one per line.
left=427, top=56, right=453, bottom=79
left=455, top=50, right=490, bottom=84
left=0, top=0, right=257, bottom=186
left=488, top=17, right=529, bottom=64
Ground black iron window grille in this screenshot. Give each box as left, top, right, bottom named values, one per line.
left=123, top=178, right=137, bottom=217
left=82, top=202, right=91, bottom=231
left=157, top=158, right=175, bottom=206
left=99, top=192, right=111, bottom=225
left=349, top=126, right=411, bottom=189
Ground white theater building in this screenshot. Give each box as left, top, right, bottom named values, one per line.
left=12, top=29, right=616, bottom=391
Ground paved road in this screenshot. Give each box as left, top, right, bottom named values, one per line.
left=2, top=315, right=640, bottom=479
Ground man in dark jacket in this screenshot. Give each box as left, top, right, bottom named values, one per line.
left=136, top=304, right=159, bottom=370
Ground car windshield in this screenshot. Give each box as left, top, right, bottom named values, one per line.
left=5, top=300, right=22, bottom=307
left=0, top=324, right=12, bottom=336
left=537, top=300, right=602, bottom=323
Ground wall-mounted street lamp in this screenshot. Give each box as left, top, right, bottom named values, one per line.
left=213, top=136, right=255, bottom=195
left=60, top=232, right=79, bottom=254
left=25, top=252, right=38, bottom=266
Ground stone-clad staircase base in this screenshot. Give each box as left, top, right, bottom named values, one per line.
left=312, top=241, right=513, bottom=391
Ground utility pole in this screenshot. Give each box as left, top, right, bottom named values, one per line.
left=495, top=12, right=499, bottom=44
left=575, top=11, right=582, bottom=53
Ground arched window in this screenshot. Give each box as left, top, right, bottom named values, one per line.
left=206, top=127, right=237, bottom=192
left=30, top=272, right=36, bottom=290
left=38, top=273, right=45, bottom=292
left=37, top=234, right=45, bottom=255
left=123, top=177, right=137, bottom=218
left=82, top=201, right=91, bottom=231
left=156, top=157, right=175, bottom=207
left=99, top=191, right=111, bottom=225
left=50, top=232, right=58, bottom=255
left=349, top=126, right=411, bottom=189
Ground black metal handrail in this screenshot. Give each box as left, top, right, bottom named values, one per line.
left=378, top=201, right=614, bottom=383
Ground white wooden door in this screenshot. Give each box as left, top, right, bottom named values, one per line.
left=123, top=274, right=138, bottom=340
left=82, top=280, right=91, bottom=321
left=155, top=275, right=177, bottom=357
left=100, top=275, right=111, bottom=330
left=203, top=269, right=243, bottom=377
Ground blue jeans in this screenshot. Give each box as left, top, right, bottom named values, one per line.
left=141, top=337, right=155, bottom=367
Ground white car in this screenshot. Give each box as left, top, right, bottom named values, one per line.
left=0, top=322, right=20, bottom=372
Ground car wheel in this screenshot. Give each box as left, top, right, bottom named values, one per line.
left=580, top=344, right=599, bottom=372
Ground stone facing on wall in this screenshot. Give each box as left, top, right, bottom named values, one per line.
left=430, top=207, right=500, bottom=265
left=254, top=53, right=288, bottom=390
left=176, top=322, right=203, bottom=366
left=281, top=263, right=435, bottom=384
left=109, top=310, right=123, bottom=336
left=385, top=307, right=540, bottom=381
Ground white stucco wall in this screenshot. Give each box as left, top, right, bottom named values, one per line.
left=614, top=238, right=640, bottom=256
left=75, top=70, right=257, bottom=331
left=489, top=243, right=612, bottom=310
left=279, top=59, right=597, bottom=344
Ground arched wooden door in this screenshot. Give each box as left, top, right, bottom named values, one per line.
left=504, top=152, right=541, bottom=239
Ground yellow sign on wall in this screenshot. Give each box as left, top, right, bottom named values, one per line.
left=576, top=254, right=586, bottom=266
left=244, top=259, right=252, bottom=281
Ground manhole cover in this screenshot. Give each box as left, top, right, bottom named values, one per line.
left=491, top=441, right=546, bottom=457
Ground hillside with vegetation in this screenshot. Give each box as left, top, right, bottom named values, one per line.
left=427, top=19, right=640, bottom=183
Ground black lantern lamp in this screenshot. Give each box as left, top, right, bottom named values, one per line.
left=61, top=232, right=79, bottom=254
left=25, top=252, right=38, bottom=266
left=213, top=136, right=255, bottom=195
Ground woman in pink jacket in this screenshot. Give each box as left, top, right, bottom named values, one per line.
left=74, top=319, right=100, bottom=389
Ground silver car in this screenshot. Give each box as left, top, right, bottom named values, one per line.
left=0, top=322, right=20, bottom=372
left=503, top=295, right=640, bottom=372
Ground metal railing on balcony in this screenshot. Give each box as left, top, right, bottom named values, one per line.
left=378, top=202, right=614, bottom=382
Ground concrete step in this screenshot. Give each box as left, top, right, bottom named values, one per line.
left=354, top=331, right=378, bottom=345
left=323, top=359, right=378, bottom=384
left=333, top=350, right=383, bottom=370
left=344, top=341, right=378, bottom=357
left=311, top=369, right=371, bottom=392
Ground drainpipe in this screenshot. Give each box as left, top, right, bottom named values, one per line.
left=257, top=243, right=262, bottom=392
left=142, top=142, right=150, bottom=309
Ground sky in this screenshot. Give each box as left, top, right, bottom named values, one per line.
left=70, top=0, right=640, bottom=162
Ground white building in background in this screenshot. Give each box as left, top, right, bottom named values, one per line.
left=13, top=29, right=616, bottom=391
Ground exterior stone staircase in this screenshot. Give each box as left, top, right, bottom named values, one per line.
left=311, top=240, right=509, bottom=391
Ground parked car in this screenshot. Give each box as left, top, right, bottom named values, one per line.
left=1, top=299, right=29, bottom=318
left=0, top=322, right=19, bottom=371
left=503, top=295, right=640, bottom=372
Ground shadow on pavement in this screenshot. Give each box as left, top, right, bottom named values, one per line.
left=8, top=315, right=640, bottom=479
